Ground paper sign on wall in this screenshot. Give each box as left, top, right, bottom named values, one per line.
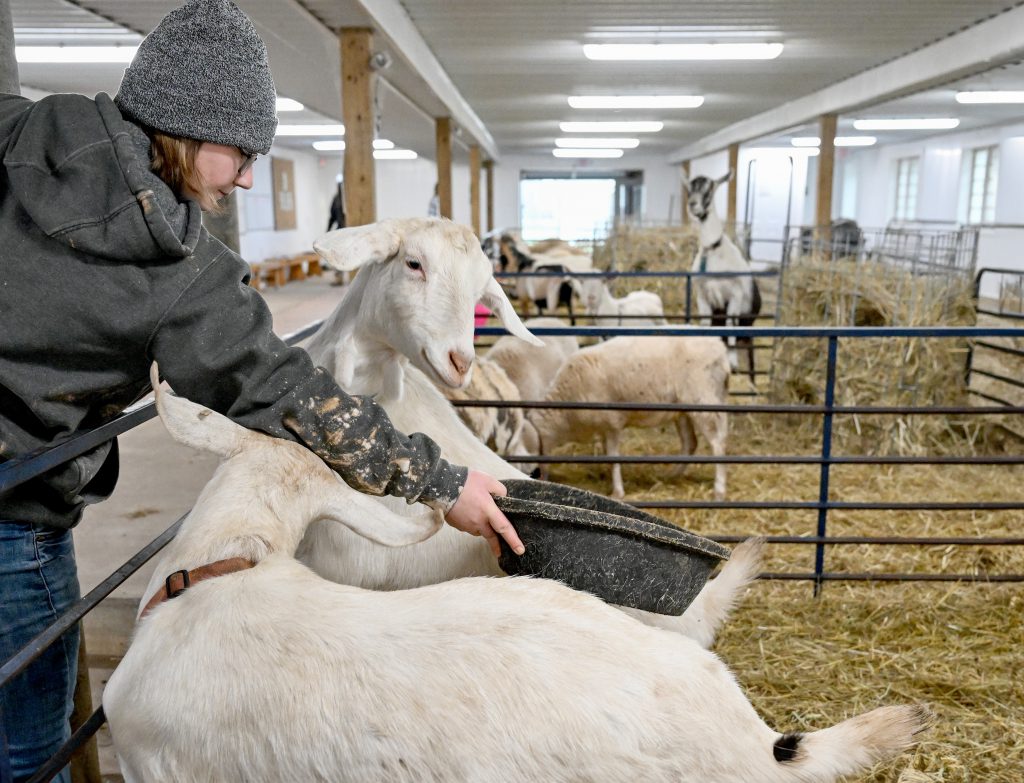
left=272, top=157, right=297, bottom=231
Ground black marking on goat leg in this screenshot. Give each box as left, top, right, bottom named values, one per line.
left=741, top=281, right=762, bottom=383
left=773, top=733, right=803, bottom=762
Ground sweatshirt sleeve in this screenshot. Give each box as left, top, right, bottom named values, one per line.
left=146, top=239, right=468, bottom=512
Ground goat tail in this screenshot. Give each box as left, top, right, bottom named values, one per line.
left=617, top=537, right=763, bottom=647
left=772, top=704, right=931, bottom=782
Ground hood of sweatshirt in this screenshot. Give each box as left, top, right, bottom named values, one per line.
left=0, top=91, right=203, bottom=262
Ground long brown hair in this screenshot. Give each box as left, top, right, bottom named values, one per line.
left=145, top=128, right=223, bottom=214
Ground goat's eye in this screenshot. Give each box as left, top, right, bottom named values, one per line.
left=405, top=258, right=422, bottom=272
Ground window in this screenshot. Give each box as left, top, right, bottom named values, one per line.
left=967, top=145, right=999, bottom=224
left=893, top=156, right=919, bottom=221
left=519, top=178, right=617, bottom=242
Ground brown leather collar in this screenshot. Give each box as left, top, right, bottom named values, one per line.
left=140, top=557, right=256, bottom=620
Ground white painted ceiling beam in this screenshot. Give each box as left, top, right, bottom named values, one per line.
left=353, top=0, right=498, bottom=160
left=669, top=4, right=1024, bottom=162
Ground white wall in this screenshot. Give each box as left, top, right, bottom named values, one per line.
left=832, top=120, right=1024, bottom=297
left=840, top=120, right=1024, bottom=228
left=238, top=145, right=337, bottom=262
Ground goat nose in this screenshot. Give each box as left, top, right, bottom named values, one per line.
left=449, top=350, right=471, bottom=376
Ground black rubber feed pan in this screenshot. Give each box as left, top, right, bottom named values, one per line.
left=495, top=480, right=730, bottom=616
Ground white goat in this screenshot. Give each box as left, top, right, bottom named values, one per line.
left=298, top=218, right=751, bottom=645
left=574, top=275, right=667, bottom=326
left=684, top=172, right=762, bottom=382
left=500, top=232, right=593, bottom=322
left=104, top=372, right=929, bottom=783
left=530, top=335, right=730, bottom=500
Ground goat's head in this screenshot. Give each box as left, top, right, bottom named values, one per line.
left=683, top=171, right=732, bottom=222
left=575, top=276, right=609, bottom=314
left=314, top=219, right=542, bottom=390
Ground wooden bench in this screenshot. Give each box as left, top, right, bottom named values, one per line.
left=290, top=252, right=323, bottom=278
left=248, top=259, right=287, bottom=291
left=248, top=253, right=324, bottom=290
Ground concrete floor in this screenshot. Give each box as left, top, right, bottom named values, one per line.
left=72, top=272, right=345, bottom=778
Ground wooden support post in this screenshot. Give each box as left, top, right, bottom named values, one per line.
left=469, top=145, right=481, bottom=236
left=436, top=117, right=453, bottom=219
left=483, top=160, right=494, bottom=233
left=681, top=160, right=691, bottom=224
left=726, top=143, right=739, bottom=229
left=816, top=113, right=837, bottom=232
left=340, top=28, right=376, bottom=226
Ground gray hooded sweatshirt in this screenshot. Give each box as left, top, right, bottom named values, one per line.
left=0, top=92, right=466, bottom=529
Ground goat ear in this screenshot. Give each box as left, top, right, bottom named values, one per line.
left=149, top=363, right=246, bottom=459
left=313, top=219, right=404, bottom=271
left=716, top=171, right=734, bottom=187
left=317, top=481, right=444, bottom=547
left=481, top=276, right=545, bottom=346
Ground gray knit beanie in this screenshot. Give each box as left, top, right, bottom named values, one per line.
left=115, top=0, right=277, bottom=155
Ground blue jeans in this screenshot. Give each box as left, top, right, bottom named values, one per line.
left=0, top=522, right=79, bottom=783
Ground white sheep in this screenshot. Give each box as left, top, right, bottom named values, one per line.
left=484, top=316, right=579, bottom=402
left=104, top=371, right=929, bottom=783
left=684, top=172, right=762, bottom=382
left=298, top=218, right=750, bottom=645
left=573, top=275, right=667, bottom=326
left=529, top=334, right=730, bottom=500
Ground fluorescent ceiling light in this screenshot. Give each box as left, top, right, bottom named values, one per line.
left=312, top=139, right=395, bottom=152
left=956, top=90, right=1024, bottom=104
left=836, top=136, right=876, bottom=147
left=374, top=149, right=418, bottom=160
left=582, top=43, right=783, bottom=61
left=568, top=95, right=703, bottom=109
left=552, top=148, right=624, bottom=158
left=853, top=118, right=959, bottom=131
left=559, top=121, right=663, bottom=133
left=555, top=137, right=639, bottom=149
left=746, top=147, right=819, bottom=158
left=276, top=124, right=345, bottom=136
left=275, top=97, right=304, bottom=112
left=15, top=45, right=137, bottom=63
left=791, top=136, right=877, bottom=147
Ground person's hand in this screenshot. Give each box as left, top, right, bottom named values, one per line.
left=445, top=470, right=525, bottom=558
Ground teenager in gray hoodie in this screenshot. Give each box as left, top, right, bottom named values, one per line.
left=0, top=2, right=522, bottom=779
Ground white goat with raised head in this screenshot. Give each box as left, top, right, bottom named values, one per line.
left=104, top=370, right=929, bottom=783
left=573, top=274, right=667, bottom=327
left=684, top=172, right=762, bottom=382
left=298, top=218, right=754, bottom=646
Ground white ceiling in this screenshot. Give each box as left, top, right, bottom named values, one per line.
left=9, top=0, right=1024, bottom=161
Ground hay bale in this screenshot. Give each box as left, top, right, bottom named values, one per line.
left=769, top=257, right=978, bottom=455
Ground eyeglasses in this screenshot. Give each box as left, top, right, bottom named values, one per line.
left=237, top=150, right=258, bottom=176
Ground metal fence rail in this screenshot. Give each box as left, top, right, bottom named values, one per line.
left=472, top=324, right=1024, bottom=595
left=967, top=268, right=1024, bottom=411
left=495, top=268, right=778, bottom=328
